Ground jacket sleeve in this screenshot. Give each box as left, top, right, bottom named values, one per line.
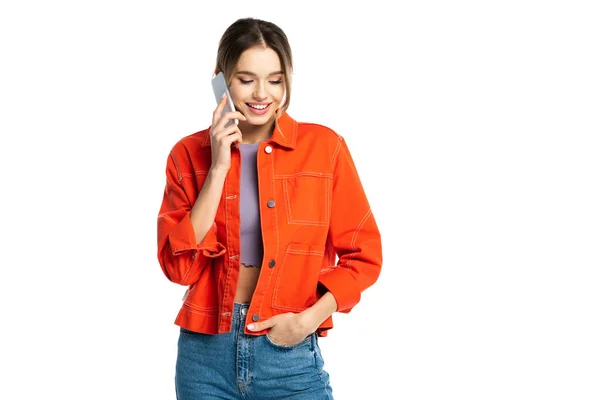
left=318, top=135, right=383, bottom=313
left=157, top=150, right=226, bottom=286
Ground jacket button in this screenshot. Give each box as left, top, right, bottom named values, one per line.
left=268, top=259, right=276, bottom=268
left=252, top=314, right=260, bottom=322
left=267, top=200, right=275, bottom=208
left=264, top=145, right=272, bottom=154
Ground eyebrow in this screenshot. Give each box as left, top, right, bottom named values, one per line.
left=235, top=70, right=284, bottom=77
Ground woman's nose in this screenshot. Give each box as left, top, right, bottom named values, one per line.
left=253, top=83, right=267, bottom=99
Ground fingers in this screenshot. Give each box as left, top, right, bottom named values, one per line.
left=212, top=93, right=228, bottom=122
left=211, top=125, right=242, bottom=149
left=211, top=112, right=246, bottom=140
left=218, top=111, right=246, bottom=128
left=212, top=123, right=241, bottom=141
left=225, top=132, right=242, bottom=147
left=248, top=315, right=280, bottom=331
left=209, top=95, right=246, bottom=149
left=212, top=94, right=247, bottom=125
left=215, top=126, right=242, bottom=145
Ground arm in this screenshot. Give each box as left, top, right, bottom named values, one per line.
left=299, top=291, right=338, bottom=331
left=315, top=135, right=383, bottom=314
left=246, top=136, right=382, bottom=338
left=157, top=150, right=227, bottom=286
left=189, top=167, right=228, bottom=243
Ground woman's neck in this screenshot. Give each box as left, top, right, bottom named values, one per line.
left=238, top=119, right=275, bottom=144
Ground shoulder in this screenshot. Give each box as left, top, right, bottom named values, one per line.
left=163, top=127, right=211, bottom=178
left=297, top=121, right=342, bottom=140
left=295, top=121, right=345, bottom=150
left=168, top=127, right=211, bottom=158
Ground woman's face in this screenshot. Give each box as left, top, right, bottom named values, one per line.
left=229, top=46, right=285, bottom=126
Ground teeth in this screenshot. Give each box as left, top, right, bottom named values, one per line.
left=248, top=104, right=268, bottom=110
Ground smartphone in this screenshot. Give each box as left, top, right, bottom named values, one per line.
left=211, top=71, right=239, bottom=128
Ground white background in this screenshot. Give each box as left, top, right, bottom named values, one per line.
left=1, top=1, right=599, bottom=399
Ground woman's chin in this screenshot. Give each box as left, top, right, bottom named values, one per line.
left=242, top=114, right=275, bottom=126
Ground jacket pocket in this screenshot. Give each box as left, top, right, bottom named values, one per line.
left=282, top=174, right=332, bottom=226
left=272, top=243, right=325, bottom=312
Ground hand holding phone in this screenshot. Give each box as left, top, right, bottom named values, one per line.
left=209, top=72, right=246, bottom=172
left=211, top=72, right=239, bottom=128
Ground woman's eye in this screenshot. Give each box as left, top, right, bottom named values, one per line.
left=238, top=78, right=282, bottom=85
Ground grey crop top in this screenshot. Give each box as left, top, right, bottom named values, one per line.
left=237, top=141, right=264, bottom=267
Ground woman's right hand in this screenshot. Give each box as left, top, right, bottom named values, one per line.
left=209, top=94, right=246, bottom=173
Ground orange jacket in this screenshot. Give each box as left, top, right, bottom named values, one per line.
left=157, top=112, right=382, bottom=337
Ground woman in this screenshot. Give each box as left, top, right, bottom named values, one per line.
left=157, top=17, right=383, bottom=400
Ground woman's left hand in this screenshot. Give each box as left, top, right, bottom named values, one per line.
left=247, top=312, right=315, bottom=346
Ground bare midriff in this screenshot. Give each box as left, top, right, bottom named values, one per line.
left=234, top=264, right=261, bottom=303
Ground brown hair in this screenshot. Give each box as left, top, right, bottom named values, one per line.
left=214, top=18, right=293, bottom=117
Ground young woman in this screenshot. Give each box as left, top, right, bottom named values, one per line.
left=157, top=17, right=383, bottom=400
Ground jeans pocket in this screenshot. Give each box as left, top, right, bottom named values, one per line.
left=264, top=332, right=314, bottom=350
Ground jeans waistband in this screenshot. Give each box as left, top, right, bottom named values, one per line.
left=233, top=302, right=250, bottom=322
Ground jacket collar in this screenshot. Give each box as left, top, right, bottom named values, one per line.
left=201, top=111, right=297, bottom=149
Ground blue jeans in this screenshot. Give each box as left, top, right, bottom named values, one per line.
left=175, top=302, right=334, bottom=399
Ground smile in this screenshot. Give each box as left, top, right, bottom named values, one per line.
left=246, top=103, right=272, bottom=115
left=246, top=103, right=271, bottom=110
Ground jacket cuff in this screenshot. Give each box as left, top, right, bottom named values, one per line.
left=168, top=213, right=226, bottom=257
left=318, top=268, right=361, bottom=313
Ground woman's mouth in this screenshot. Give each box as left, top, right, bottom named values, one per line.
left=246, top=102, right=271, bottom=115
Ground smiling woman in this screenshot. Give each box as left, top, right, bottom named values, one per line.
left=226, top=47, right=286, bottom=143
left=156, top=17, right=383, bottom=400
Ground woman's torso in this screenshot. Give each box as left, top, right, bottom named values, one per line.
left=235, top=264, right=260, bottom=303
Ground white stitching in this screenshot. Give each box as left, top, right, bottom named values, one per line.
left=157, top=214, right=176, bottom=224
left=282, top=175, right=331, bottom=226
left=264, top=150, right=280, bottom=313
left=331, top=136, right=342, bottom=168
left=345, top=209, right=372, bottom=270
left=170, top=151, right=183, bottom=181
left=275, top=172, right=333, bottom=179
left=287, top=249, right=325, bottom=256
left=271, top=151, right=280, bottom=260
left=282, top=177, right=294, bottom=222
left=220, top=166, right=232, bottom=318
